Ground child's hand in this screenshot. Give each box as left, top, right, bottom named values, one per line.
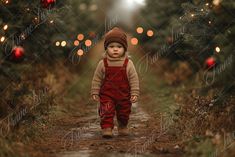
left=130, top=95, right=138, bottom=103
left=92, top=94, right=100, bottom=102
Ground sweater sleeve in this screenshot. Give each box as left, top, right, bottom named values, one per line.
left=127, top=60, right=140, bottom=97
left=91, top=60, right=104, bottom=96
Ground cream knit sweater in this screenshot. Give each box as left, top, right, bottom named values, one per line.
left=91, top=52, right=140, bottom=97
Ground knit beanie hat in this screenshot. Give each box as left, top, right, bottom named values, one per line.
left=104, top=27, right=128, bottom=52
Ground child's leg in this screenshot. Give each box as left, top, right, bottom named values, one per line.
left=116, top=100, right=132, bottom=126
left=99, top=95, right=116, bottom=129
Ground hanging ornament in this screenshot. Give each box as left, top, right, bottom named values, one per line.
left=205, top=56, right=216, bottom=69
left=11, top=46, right=25, bottom=61
left=41, top=0, right=56, bottom=9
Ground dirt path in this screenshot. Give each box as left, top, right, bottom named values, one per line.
left=32, top=96, right=184, bottom=157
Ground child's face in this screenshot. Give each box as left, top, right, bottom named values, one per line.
left=106, top=42, right=125, bottom=58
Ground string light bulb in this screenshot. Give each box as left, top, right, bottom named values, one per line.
left=136, top=27, right=144, bottom=34
left=55, top=41, right=60, bottom=46
left=5, top=0, right=9, bottom=4
left=3, top=25, right=8, bottom=30
left=77, top=34, right=84, bottom=41
left=74, top=40, right=79, bottom=46
left=61, top=41, right=67, bottom=47
left=0, top=36, right=5, bottom=42
left=213, top=0, right=221, bottom=6
left=215, top=46, right=220, bottom=53
left=77, top=49, right=84, bottom=56
left=147, top=30, right=154, bottom=37
left=85, top=39, right=92, bottom=47
left=131, top=37, right=138, bottom=45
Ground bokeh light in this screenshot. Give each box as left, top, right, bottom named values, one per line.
left=55, top=41, right=60, bottom=46
left=85, top=39, right=92, bottom=47
left=77, top=34, right=84, bottom=41
left=77, top=49, right=84, bottom=56
left=136, top=27, right=143, bottom=34
left=61, top=41, right=67, bottom=47
left=74, top=40, right=80, bottom=46
left=147, top=30, right=154, bottom=37
left=131, top=37, right=138, bottom=45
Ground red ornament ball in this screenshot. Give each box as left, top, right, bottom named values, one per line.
left=11, top=46, right=24, bottom=60
left=205, top=57, right=216, bottom=69
left=41, top=0, right=56, bottom=9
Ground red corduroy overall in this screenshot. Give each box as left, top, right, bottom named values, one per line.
left=99, top=57, right=132, bottom=129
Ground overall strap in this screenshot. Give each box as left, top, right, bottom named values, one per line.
left=103, top=58, right=108, bottom=67
left=123, top=58, right=129, bottom=68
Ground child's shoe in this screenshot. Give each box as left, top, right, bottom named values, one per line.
left=102, top=128, right=113, bottom=138
left=118, top=126, right=129, bottom=136
left=118, top=122, right=129, bottom=136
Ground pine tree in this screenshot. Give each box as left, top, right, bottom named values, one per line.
left=138, top=0, right=235, bottom=100
left=0, top=0, right=101, bottom=117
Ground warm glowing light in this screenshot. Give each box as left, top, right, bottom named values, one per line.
left=213, top=0, right=221, bottom=6
left=3, top=25, right=8, bottom=30
left=55, top=41, right=60, bottom=46
left=20, top=34, right=26, bottom=40
left=77, top=34, right=84, bottom=41
left=136, top=27, right=143, bottom=34
left=206, top=57, right=216, bottom=68
left=0, top=36, right=5, bottom=42
left=12, top=46, right=24, bottom=59
left=74, top=40, right=79, bottom=46
left=89, top=4, right=98, bottom=11
left=191, top=14, right=195, bottom=17
left=61, top=41, right=67, bottom=47
left=215, top=46, right=220, bottom=53
left=127, top=0, right=145, bottom=6
left=85, top=39, right=92, bottom=47
left=77, top=49, right=84, bottom=56
left=131, top=37, right=138, bottom=45
left=147, top=30, right=154, bottom=37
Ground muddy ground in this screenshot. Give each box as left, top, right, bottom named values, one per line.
left=32, top=93, right=183, bottom=157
